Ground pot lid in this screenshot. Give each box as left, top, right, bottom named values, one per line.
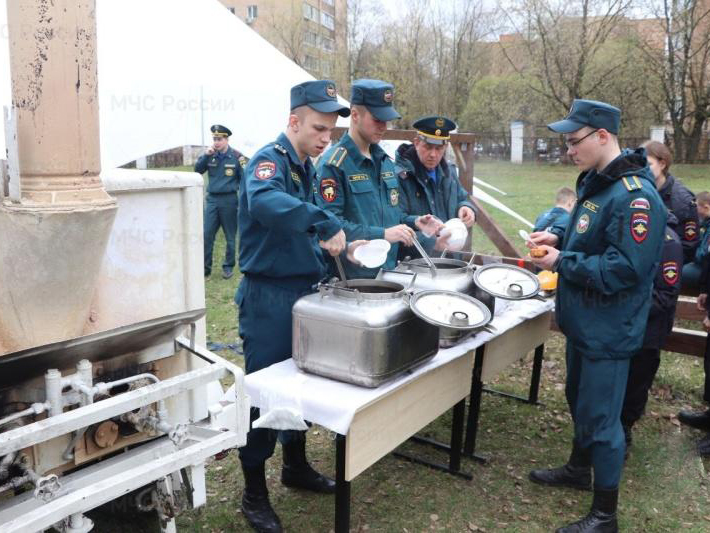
left=473, top=263, right=540, bottom=300
left=409, top=290, right=491, bottom=330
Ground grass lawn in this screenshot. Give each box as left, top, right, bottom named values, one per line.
left=95, top=161, right=710, bottom=532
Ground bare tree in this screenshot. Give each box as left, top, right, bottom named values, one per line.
left=637, top=0, right=710, bottom=161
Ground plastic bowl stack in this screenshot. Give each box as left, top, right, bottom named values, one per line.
left=442, top=218, right=468, bottom=251
left=353, top=239, right=392, bottom=268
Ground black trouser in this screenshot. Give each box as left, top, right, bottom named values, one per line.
left=621, top=347, right=661, bottom=427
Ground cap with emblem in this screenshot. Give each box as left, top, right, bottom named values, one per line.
left=413, top=115, right=456, bottom=145
left=351, top=79, right=401, bottom=122
left=290, top=79, right=350, bottom=117
left=211, top=124, right=232, bottom=137
left=548, top=99, right=621, bottom=135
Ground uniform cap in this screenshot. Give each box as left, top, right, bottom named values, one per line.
left=290, top=80, right=350, bottom=117
left=548, top=99, right=621, bottom=135
left=351, top=79, right=401, bottom=122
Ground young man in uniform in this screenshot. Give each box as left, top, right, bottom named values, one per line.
left=315, top=79, right=442, bottom=278
left=533, top=186, right=577, bottom=233
left=195, top=124, right=247, bottom=279
left=236, top=80, right=352, bottom=533
left=394, top=115, right=476, bottom=257
left=528, top=100, right=666, bottom=533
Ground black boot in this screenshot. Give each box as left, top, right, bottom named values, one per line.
left=556, top=488, right=618, bottom=532
left=529, top=442, right=592, bottom=491
left=677, top=408, right=710, bottom=431
left=697, top=433, right=710, bottom=456
left=281, top=438, right=336, bottom=494
left=241, top=463, right=282, bottom=533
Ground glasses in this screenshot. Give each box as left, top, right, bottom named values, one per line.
left=565, top=129, right=598, bottom=149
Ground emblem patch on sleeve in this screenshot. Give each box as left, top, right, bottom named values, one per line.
left=390, top=188, right=399, bottom=206
left=684, top=220, right=698, bottom=240
left=631, top=212, right=649, bottom=243
left=576, top=213, right=590, bottom=233
left=629, top=198, right=650, bottom=210
left=320, top=178, right=337, bottom=202
left=255, top=161, right=276, bottom=180
left=662, top=261, right=679, bottom=285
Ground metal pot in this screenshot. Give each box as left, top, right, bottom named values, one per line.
left=291, top=278, right=489, bottom=387
left=472, top=263, right=542, bottom=303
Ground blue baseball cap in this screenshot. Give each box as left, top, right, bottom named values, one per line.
left=290, top=80, right=350, bottom=117
left=351, top=79, right=401, bottom=122
left=548, top=99, right=621, bottom=135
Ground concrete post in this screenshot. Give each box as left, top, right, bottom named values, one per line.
left=511, top=121, right=524, bottom=164
left=650, top=126, right=665, bottom=143
left=136, top=156, right=148, bottom=170
left=0, top=1, right=117, bottom=354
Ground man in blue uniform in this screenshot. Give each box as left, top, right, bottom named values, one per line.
left=528, top=100, right=666, bottom=533
left=533, top=186, right=576, bottom=233
left=195, top=124, right=247, bottom=279
left=236, top=80, right=351, bottom=533
left=316, top=79, right=442, bottom=278
left=621, top=214, right=683, bottom=451
left=395, top=115, right=476, bottom=257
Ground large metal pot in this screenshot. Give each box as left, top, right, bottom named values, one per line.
left=292, top=278, right=490, bottom=387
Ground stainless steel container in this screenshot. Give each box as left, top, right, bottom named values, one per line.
left=292, top=279, right=440, bottom=388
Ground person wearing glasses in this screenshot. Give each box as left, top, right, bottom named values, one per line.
left=527, top=99, right=666, bottom=533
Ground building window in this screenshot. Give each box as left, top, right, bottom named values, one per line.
left=304, top=55, right=320, bottom=71
left=321, top=36, right=334, bottom=52
left=247, top=5, right=258, bottom=19
left=321, top=59, right=332, bottom=76
left=303, top=3, right=319, bottom=22
left=321, top=11, right=335, bottom=30
left=304, top=31, right=319, bottom=47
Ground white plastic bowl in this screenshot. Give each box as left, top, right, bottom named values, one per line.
left=443, top=218, right=468, bottom=251
left=353, top=239, right=391, bottom=268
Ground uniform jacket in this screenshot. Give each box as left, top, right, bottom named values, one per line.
left=550, top=149, right=666, bottom=359
left=642, top=220, right=682, bottom=349
left=534, top=206, right=571, bottom=233
left=693, top=217, right=710, bottom=266
left=238, top=133, right=341, bottom=284
left=394, top=142, right=475, bottom=256
left=658, top=174, right=698, bottom=263
left=195, top=146, right=247, bottom=195
left=316, top=133, right=417, bottom=278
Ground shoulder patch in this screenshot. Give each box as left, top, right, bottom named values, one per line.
left=320, top=178, right=337, bottom=202
left=273, top=143, right=287, bottom=155
left=684, top=220, right=698, bottom=240
left=327, top=146, right=348, bottom=168
left=662, top=261, right=679, bottom=285
left=255, top=161, right=276, bottom=180
left=631, top=212, right=649, bottom=243
left=238, top=156, right=248, bottom=169
left=622, top=176, right=643, bottom=192
left=629, top=197, right=650, bottom=210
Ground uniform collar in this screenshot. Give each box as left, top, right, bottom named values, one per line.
left=276, top=132, right=312, bottom=174
left=341, top=132, right=387, bottom=167
left=658, top=174, right=676, bottom=197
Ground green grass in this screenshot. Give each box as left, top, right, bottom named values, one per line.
left=92, top=161, right=710, bottom=532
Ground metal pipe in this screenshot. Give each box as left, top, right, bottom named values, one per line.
left=45, top=369, right=63, bottom=417
left=0, top=403, right=48, bottom=429
left=0, top=452, right=17, bottom=482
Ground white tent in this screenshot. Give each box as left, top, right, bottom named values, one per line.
left=0, top=0, right=350, bottom=168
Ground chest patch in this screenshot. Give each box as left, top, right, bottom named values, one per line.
left=582, top=200, right=598, bottom=213
left=662, top=261, right=679, bottom=285
left=225, top=168, right=235, bottom=176
left=629, top=198, right=650, bottom=210
left=348, top=174, right=368, bottom=182
left=631, top=212, right=649, bottom=243
left=290, top=171, right=301, bottom=185
left=255, top=161, right=276, bottom=180
left=320, top=178, right=337, bottom=203
left=684, top=220, right=698, bottom=240
left=576, top=213, right=590, bottom=233
left=390, top=188, right=399, bottom=206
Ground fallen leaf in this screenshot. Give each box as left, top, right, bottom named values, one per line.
left=430, top=514, right=439, bottom=522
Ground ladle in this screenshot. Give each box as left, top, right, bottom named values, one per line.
left=334, top=255, right=348, bottom=287
left=412, top=236, right=438, bottom=275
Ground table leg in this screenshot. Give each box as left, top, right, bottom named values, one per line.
left=448, top=399, right=464, bottom=472
left=463, top=345, right=486, bottom=463
left=335, top=434, right=350, bottom=533
left=482, top=343, right=546, bottom=406
left=527, top=344, right=544, bottom=404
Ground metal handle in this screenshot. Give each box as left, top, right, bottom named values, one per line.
left=333, top=255, right=348, bottom=287
left=378, top=268, right=418, bottom=288
left=411, top=236, right=437, bottom=276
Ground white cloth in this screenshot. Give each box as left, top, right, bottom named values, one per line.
left=241, top=297, right=554, bottom=435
